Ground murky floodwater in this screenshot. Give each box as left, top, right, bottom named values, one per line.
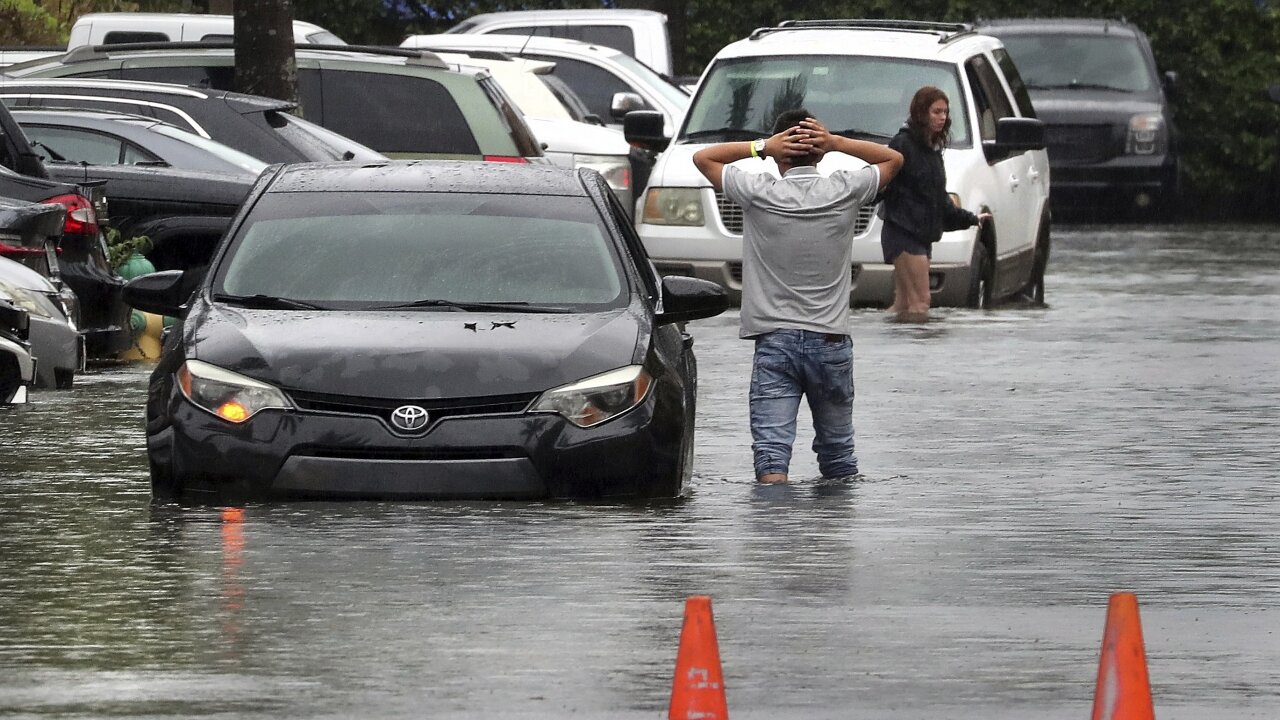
left=2, top=224, right=1278, bottom=719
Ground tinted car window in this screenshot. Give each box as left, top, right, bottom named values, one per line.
left=571, top=26, right=635, bottom=57
left=23, top=125, right=156, bottom=165
left=316, top=71, right=480, bottom=156
left=965, top=54, right=1015, bottom=141
left=216, top=191, right=625, bottom=307
left=992, top=47, right=1037, bottom=118
left=525, top=53, right=645, bottom=123
left=120, top=64, right=236, bottom=90
left=102, top=31, right=170, bottom=44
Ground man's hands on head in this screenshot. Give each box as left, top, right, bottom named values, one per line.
left=763, top=120, right=824, bottom=161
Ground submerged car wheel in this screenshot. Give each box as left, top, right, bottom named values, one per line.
left=1021, top=226, right=1051, bottom=306
left=965, top=241, right=993, bottom=309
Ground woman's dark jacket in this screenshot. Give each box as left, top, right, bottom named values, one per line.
left=881, top=126, right=978, bottom=243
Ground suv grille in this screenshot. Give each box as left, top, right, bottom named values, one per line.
left=1044, top=124, right=1117, bottom=164
left=715, top=191, right=876, bottom=236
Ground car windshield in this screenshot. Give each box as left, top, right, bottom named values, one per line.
left=997, top=33, right=1154, bottom=93
left=146, top=123, right=269, bottom=174
left=214, top=191, right=626, bottom=309
left=682, top=56, right=969, bottom=146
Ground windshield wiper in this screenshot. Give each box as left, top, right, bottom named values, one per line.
left=831, top=127, right=892, bottom=141
left=212, top=293, right=328, bottom=310
left=681, top=128, right=768, bottom=143
left=369, top=298, right=572, bottom=313
left=1028, top=81, right=1129, bottom=92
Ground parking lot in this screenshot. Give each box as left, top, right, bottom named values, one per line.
left=2, top=223, right=1278, bottom=719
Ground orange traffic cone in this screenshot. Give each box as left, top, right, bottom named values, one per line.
left=1091, top=592, right=1155, bottom=720
left=668, top=595, right=728, bottom=720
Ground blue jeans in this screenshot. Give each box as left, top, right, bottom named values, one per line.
left=749, top=329, right=858, bottom=479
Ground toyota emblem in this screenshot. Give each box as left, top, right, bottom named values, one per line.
left=390, top=404, right=430, bottom=432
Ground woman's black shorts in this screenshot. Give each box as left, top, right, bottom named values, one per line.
left=880, top=221, right=931, bottom=263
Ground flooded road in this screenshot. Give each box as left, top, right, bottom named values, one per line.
left=2, top=224, right=1278, bottom=719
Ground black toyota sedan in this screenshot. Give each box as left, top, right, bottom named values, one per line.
left=124, top=160, right=728, bottom=502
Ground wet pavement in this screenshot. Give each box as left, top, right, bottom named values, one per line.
left=2, top=224, right=1278, bottom=719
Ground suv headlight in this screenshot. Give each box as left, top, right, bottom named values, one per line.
left=575, top=154, right=631, bottom=192
left=0, top=279, right=58, bottom=320
left=1126, top=113, right=1167, bottom=155
left=642, top=188, right=705, bottom=226
left=531, top=365, right=653, bottom=428
left=177, top=359, right=293, bottom=423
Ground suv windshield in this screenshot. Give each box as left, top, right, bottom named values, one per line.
left=998, top=34, right=1154, bottom=92
left=682, top=55, right=969, bottom=146
left=215, top=192, right=626, bottom=308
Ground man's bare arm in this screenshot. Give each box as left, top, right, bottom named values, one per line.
left=693, top=129, right=812, bottom=191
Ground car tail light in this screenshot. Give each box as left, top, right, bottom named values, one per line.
left=482, top=155, right=530, bottom=164
left=46, top=194, right=99, bottom=236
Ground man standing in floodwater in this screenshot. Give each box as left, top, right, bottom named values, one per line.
left=693, top=109, right=902, bottom=485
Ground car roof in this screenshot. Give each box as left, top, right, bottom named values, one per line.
left=458, top=8, right=665, bottom=22
left=975, top=18, right=1143, bottom=37
left=11, top=107, right=169, bottom=127
left=266, top=160, right=593, bottom=197
left=0, top=76, right=296, bottom=111
left=402, top=33, right=627, bottom=60
left=714, top=20, right=1004, bottom=63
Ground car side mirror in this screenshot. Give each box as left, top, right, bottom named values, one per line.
left=123, top=270, right=188, bottom=317
left=624, top=110, right=669, bottom=153
left=610, top=91, right=646, bottom=120
left=983, top=117, right=1045, bottom=161
left=656, top=275, right=728, bottom=325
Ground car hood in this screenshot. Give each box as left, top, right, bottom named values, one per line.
left=1026, top=88, right=1164, bottom=124
left=184, top=302, right=646, bottom=399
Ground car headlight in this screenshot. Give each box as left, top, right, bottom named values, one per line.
left=642, top=187, right=705, bottom=226
left=531, top=365, right=653, bottom=428
left=177, top=359, right=293, bottom=423
left=1127, top=113, right=1166, bottom=155
left=0, top=279, right=58, bottom=319
left=575, top=154, right=631, bottom=192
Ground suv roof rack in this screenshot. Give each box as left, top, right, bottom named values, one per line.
left=64, top=41, right=449, bottom=68
left=750, top=19, right=976, bottom=44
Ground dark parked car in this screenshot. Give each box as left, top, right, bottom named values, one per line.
left=0, top=77, right=385, bottom=165
left=977, top=18, right=1180, bottom=218
left=13, top=107, right=269, bottom=175
left=124, top=160, right=727, bottom=502
left=0, top=103, right=128, bottom=357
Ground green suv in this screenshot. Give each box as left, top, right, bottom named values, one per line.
left=3, top=43, right=545, bottom=163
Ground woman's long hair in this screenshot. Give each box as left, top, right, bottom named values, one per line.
left=905, top=85, right=951, bottom=149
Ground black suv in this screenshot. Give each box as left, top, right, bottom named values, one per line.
left=977, top=18, right=1179, bottom=218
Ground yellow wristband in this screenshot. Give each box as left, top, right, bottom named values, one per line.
left=750, top=139, right=762, bottom=158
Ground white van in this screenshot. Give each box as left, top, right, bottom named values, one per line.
left=67, top=12, right=345, bottom=49
left=445, top=9, right=673, bottom=77
left=627, top=20, right=1051, bottom=308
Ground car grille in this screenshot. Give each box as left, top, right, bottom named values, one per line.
left=287, top=389, right=539, bottom=428
left=715, top=191, right=876, bottom=236
left=1044, top=124, right=1117, bottom=165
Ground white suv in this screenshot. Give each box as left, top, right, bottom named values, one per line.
left=626, top=19, right=1052, bottom=307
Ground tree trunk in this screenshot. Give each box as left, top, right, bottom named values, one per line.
left=232, top=0, right=297, bottom=105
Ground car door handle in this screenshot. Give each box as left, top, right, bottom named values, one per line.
left=1009, top=174, right=1020, bottom=190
